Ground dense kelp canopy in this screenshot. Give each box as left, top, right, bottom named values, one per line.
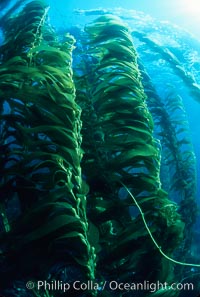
left=0, top=1, right=200, bottom=297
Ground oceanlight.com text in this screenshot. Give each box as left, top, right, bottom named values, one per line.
left=26, top=280, right=194, bottom=293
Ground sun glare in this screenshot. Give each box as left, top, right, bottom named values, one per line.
left=181, top=0, right=200, bottom=16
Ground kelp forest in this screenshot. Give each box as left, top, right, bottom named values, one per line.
left=0, top=1, right=200, bottom=297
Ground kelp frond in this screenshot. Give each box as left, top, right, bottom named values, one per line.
left=74, top=15, right=185, bottom=295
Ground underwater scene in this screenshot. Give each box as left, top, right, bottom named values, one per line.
left=0, top=0, right=200, bottom=296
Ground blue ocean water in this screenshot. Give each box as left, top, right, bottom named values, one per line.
left=47, top=0, right=200, bottom=39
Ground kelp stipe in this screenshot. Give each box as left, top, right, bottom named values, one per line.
left=0, top=1, right=95, bottom=296
left=139, top=64, right=198, bottom=270
left=74, top=15, right=186, bottom=296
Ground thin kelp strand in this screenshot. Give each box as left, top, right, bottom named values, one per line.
left=28, top=5, right=50, bottom=65
left=121, top=182, right=200, bottom=267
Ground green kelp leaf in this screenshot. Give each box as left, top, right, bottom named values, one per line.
left=3, top=56, right=28, bottom=66
left=138, top=175, right=160, bottom=191
left=109, top=145, right=158, bottom=166
left=98, top=41, right=136, bottom=60
left=0, top=74, right=24, bottom=87
left=87, top=221, right=100, bottom=248
left=54, top=231, right=84, bottom=241
left=19, top=214, right=84, bottom=244
left=24, top=98, right=76, bottom=128
left=102, top=136, right=151, bottom=151
left=0, top=64, right=36, bottom=76
left=79, top=180, right=90, bottom=196
left=31, top=44, right=71, bottom=57
left=12, top=32, right=36, bottom=49
left=23, top=1, right=47, bottom=12
left=112, top=223, right=153, bottom=248
left=92, top=82, right=117, bottom=98
left=107, top=240, right=150, bottom=267
left=28, top=153, right=79, bottom=177
left=93, top=91, right=144, bottom=110
left=44, top=74, right=74, bottom=97
left=92, top=198, right=116, bottom=214
left=93, top=70, right=141, bottom=89
left=85, top=15, right=128, bottom=36
left=36, top=52, right=71, bottom=68
left=35, top=202, right=77, bottom=215
left=72, top=256, right=92, bottom=269
left=99, top=117, right=152, bottom=133
left=96, top=59, right=139, bottom=74
left=92, top=37, right=133, bottom=54
left=16, top=124, right=78, bottom=148
left=56, top=146, right=81, bottom=169
left=45, top=91, right=75, bottom=113
left=106, top=125, right=152, bottom=139
left=98, top=99, right=144, bottom=115
left=87, top=27, right=133, bottom=47
left=26, top=104, right=64, bottom=126
left=105, top=138, right=151, bottom=152
left=55, top=232, right=90, bottom=259
left=55, top=241, right=90, bottom=266
left=47, top=186, right=77, bottom=203
left=126, top=195, right=157, bottom=205
left=113, top=74, right=143, bottom=91
left=116, top=249, right=147, bottom=273
left=10, top=201, right=77, bottom=234
left=40, top=64, right=73, bottom=79
left=3, top=151, right=72, bottom=177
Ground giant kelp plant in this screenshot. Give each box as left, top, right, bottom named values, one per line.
left=0, top=1, right=95, bottom=296
left=0, top=1, right=199, bottom=297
